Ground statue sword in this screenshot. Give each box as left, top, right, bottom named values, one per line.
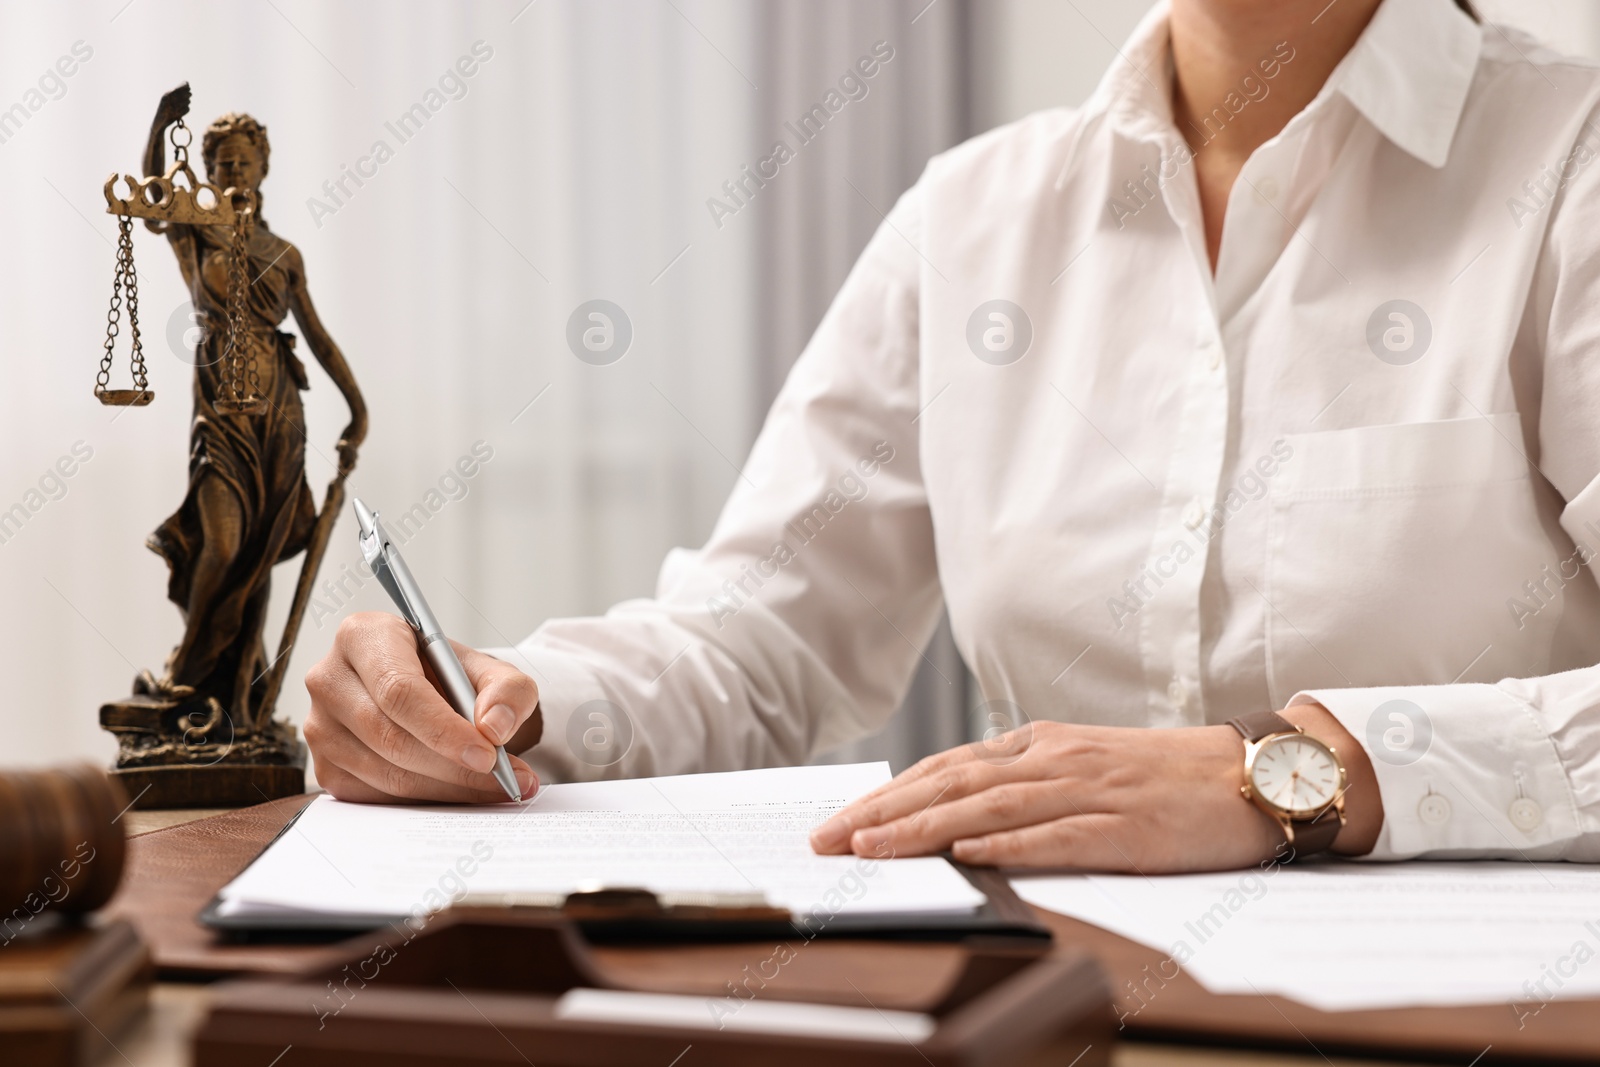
left=255, top=464, right=351, bottom=732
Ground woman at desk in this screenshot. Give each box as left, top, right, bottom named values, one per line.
left=304, top=0, right=1600, bottom=871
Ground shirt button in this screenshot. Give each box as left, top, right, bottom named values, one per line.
left=1417, top=794, right=1451, bottom=826
left=1253, top=177, right=1280, bottom=204
left=1182, top=499, right=1207, bottom=530
left=1508, top=797, right=1543, bottom=833
left=1205, top=343, right=1224, bottom=371
left=1166, top=677, right=1188, bottom=709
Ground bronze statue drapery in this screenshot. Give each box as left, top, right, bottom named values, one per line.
left=145, top=220, right=320, bottom=721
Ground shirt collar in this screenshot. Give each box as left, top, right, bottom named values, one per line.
left=1090, top=0, right=1482, bottom=170
left=1331, top=0, right=1482, bottom=169
left=1088, top=1, right=1178, bottom=146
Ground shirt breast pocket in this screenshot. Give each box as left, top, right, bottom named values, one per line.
left=1262, top=414, right=1554, bottom=707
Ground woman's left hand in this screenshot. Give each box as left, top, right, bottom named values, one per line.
left=809, top=703, right=1382, bottom=872
left=337, top=416, right=366, bottom=475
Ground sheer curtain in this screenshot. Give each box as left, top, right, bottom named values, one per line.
left=1, top=0, right=762, bottom=768
left=0, top=0, right=974, bottom=773
left=747, top=0, right=973, bottom=768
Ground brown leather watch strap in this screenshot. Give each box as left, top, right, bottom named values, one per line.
left=1289, top=804, right=1343, bottom=858
left=1227, top=709, right=1295, bottom=742
left=1228, top=709, right=1343, bottom=860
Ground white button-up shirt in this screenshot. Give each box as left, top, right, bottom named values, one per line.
left=508, top=0, right=1600, bottom=862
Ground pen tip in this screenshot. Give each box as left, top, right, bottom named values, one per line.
left=492, top=749, right=523, bottom=802
left=352, top=497, right=375, bottom=534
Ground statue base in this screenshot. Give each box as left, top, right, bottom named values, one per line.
left=106, top=760, right=305, bottom=810
left=99, top=692, right=306, bottom=809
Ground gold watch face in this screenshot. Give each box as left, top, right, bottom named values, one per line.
left=1248, top=733, right=1342, bottom=816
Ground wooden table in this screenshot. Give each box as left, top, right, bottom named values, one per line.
left=76, top=810, right=1446, bottom=1067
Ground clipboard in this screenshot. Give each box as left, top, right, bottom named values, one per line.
left=197, top=800, right=1052, bottom=944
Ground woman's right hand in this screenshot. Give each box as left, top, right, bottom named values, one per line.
left=304, top=613, right=543, bottom=803
left=152, top=83, right=191, bottom=131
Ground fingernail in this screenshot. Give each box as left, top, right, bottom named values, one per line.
left=462, top=745, right=496, bottom=773
left=515, top=766, right=537, bottom=799
left=480, top=703, right=515, bottom=744
left=811, top=818, right=849, bottom=851
left=952, top=837, right=987, bottom=863
left=851, top=827, right=892, bottom=855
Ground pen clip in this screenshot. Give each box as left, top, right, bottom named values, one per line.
left=373, top=554, right=422, bottom=631
left=353, top=498, right=425, bottom=631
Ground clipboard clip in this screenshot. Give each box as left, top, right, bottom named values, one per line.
left=458, top=887, right=794, bottom=924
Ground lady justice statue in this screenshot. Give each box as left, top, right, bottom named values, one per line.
left=97, top=84, right=367, bottom=806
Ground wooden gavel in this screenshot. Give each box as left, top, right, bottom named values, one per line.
left=0, top=765, right=128, bottom=937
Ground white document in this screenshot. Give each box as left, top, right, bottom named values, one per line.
left=217, top=762, right=984, bottom=921
left=1011, top=862, right=1600, bottom=1012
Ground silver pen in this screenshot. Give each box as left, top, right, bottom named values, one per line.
left=353, top=497, right=522, bottom=802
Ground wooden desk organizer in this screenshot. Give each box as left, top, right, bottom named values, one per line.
left=195, top=909, right=1113, bottom=1066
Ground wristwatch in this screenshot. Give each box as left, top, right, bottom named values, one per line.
left=1227, top=710, right=1347, bottom=857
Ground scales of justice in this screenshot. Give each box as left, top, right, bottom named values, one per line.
left=94, top=84, right=367, bottom=807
